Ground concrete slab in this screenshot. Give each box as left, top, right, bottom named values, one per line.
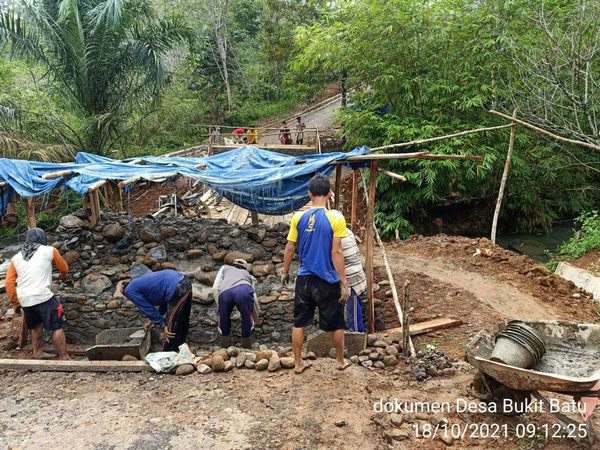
left=86, top=327, right=151, bottom=361
left=307, top=331, right=366, bottom=357
left=555, top=262, right=600, bottom=300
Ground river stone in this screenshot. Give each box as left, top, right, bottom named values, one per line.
left=197, top=364, right=212, bottom=374
left=280, top=357, right=295, bottom=369
left=262, top=238, right=278, bottom=248
left=102, top=223, right=125, bottom=243
left=268, top=355, right=281, bottom=372
left=63, top=250, right=80, bottom=264
left=60, top=215, right=86, bottom=229
left=193, top=270, right=217, bottom=286
left=186, top=249, right=204, bottom=259
left=175, top=364, right=195, bottom=376
left=252, top=263, right=274, bottom=277
left=148, top=247, right=167, bottom=263
left=374, top=361, right=386, bottom=369
left=236, top=352, right=247, bottom=368
left=212, top=251, right=227, bottom=262
left=383, top=355, right=398, bottom=366
left=81, top=273, right=112, bottom=296
left=161, top=262, right=177, bottom=270
left=212, top=355, right=225, bottom=372
left=385, top=345, right=399, bottom=356
left=138, top=227, right=160, bottom=243
left=160, top=226, right=177, bottom=238
left=122, top=354, right=138, bottom=361
left=106, top=300, right=120, bottom=309
left=224, top=252, right=255, bottom=265
left=130, top=263, right=152, bottom=279
left=223, top=361, right=234, bottom=372
left=213, top=348, right=230, bottom=361
left=244, top=359, right=256, bottom=369
left=255, top=359, right=269, bottom=370
left=255, top=350, right=271, bottom=362
left=227, top=346, right=239, bottom=357
left=245, top=352, right=256, bottom=363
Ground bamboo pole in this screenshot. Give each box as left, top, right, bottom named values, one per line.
left=334, top=165, right=342, bottom=209
left=366, top=161, right=377, bottom=333
left=491, top=108, right=518, bottom=246
left=343, top=152, right=483, bottom=162
left=370, top=124, right=513, bottom=152
left=23, top=197, right=36, bottom=229
left=42, top=169, right=76, bottom=180
left=350, top=170, right=359, bottom=231
left=360, top=171, right=415, bottom=354
left=402, top=281, right=412, bottom=356
left=378, top=168, right=407, bottom=182
left=117, top=173, right=178, bottom=189
left=489, top=110, right=600, bottom=151
left=87, top=179, right=109, bottom=192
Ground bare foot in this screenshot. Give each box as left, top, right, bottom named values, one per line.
left=336, top=359, right=351, bottom=371
left=294, top=362, right=312, bottom=374
left=59, top=355, right=72, bottom=361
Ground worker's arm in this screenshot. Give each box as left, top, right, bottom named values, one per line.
left=282, top=241, right=296, bottom=285
left=331, top=237, right=348, bottom=287
left=5, top=261, right=19, bottom=310
left=52, top=248, right=69, bottom=280
left=124, top=285, right=165, bottom=326
left=212, top=266, right=225, bottom=303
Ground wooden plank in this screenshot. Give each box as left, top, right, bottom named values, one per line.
left=24, top=197, right=36, bottom=229
left=0, top=358, right=152, bottom=372
left=334, top=165, right=342, bottom=209
left=212, top=144, right=317, bottom=151
left=366, top=161, right=377, bottom=333
left=381, top=318, right=463, bottom=337
left=351, top=169, right=358, bottom=230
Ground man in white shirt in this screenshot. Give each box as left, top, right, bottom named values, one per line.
left=6, top=228, right=70, bottom=360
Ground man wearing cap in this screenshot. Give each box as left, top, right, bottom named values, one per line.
left=213, top=259, right=259, bottom=348
left=120, top=269, right=192, bottom=351
left=5, top=228, right=70, bottom=360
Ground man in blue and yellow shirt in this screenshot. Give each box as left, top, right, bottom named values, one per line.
left=282, top=174, right=350, bottom=374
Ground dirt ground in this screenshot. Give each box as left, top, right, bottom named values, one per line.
left=1, top=236, right=599, bottom=449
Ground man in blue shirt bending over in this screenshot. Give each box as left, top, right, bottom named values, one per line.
left=282, top=174, right=350, bottom=374
left=121, top=269, right=192, bottom=351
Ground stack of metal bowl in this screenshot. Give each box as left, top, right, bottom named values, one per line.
left=489, top=320, right=546, bottom=369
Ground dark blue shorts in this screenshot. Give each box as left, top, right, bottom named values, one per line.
left=23, top=296, right=65, bottom=331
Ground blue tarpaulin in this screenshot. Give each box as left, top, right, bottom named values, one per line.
left=0, top=146, right=370, bottom=215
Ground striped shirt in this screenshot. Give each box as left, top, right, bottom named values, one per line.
left=342, top=229, right=367, bottom=295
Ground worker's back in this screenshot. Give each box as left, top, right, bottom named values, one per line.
left=11, top=246, right=55, bottom=307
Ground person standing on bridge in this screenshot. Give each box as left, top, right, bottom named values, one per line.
left=279, top=121, right=292, bottom=145
left=281, top=174, right=350, bottom=374
left=295, top=116, right=306, bottom=145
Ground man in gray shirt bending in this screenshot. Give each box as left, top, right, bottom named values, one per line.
left=213, top=259, right=259, bottom=348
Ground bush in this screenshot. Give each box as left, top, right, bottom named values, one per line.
left=546, top=211, right=600, bottom=271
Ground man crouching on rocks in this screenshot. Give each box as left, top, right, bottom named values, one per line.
left=281, top=174, right=351, bottom=374
left=213, top=258, right=260, bottom=349
left=6, top=228, right=71, bottom=360
left=121, top=269, right=192, bottom=351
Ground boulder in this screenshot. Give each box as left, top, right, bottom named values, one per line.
left=247, top=226, right=267, bottom=243
left=307, top=331, right=366, bottom=357
left=130, top=263, right=152, bottom=279
left=160, top=226, right=178, bottom=239
left=262, top=238, right=278, bottom=248
left=211, top=355, right=225, bottom=372
left=81, top=273, right=112, bottom=296
left=255, top=359, right=268, bottom=371
left=236, top=352, right=247, bottom=368
left=161, top=262, right=177, bottom=270
left=63, top=250, right=80, bottom=264
left=213, top=348, right=229, bottom=361
left=280, top=357, right=295, bottom=369
left=60, top=215, right=86, bottom=229
left=112, top=237, right=133, bottom=255
left=223, top=361, right=234, bottom=372
left=102, top=223, right=125, bottom=243
left=255, top=350, right=272, bottom=362
left=244, top=360, right=256, bottom=369
left=227, top=346, right=239, bottom=357
left=267, top=355, right=281, bottom=372
left=138, top=227, right=161, bottom=243
left=252, top=263, right=274, bottom=278
left=148, top=247, right=167, bottom=263
left=212, top=251, right=227, bottom=262
left=192, top=270, right=217, bottom=286
left=106, top=300, right=120, bottom=309
left=385, top=345, right=399, bottom=356
left=186, top=249, right=204, bottom=259
left=224, top=252, right=255, bottom=265
left=383, top=355, right=398, bottom=367
left=175, top=364, right=195, bottom=376
left=167, top=237, right=189, bottom=251
left=197, top=364, right=212, bottom=374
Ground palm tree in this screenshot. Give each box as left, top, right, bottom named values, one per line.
left=0, top=0, right=190, bottom=156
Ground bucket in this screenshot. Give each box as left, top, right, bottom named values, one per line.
left=490, top=335, right=537, bottom=368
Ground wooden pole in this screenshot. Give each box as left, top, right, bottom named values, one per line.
left=366, top=161, right=377, bottom=333
left=23, top=197, right=36, bottom=229
left=491, top=108, right=518, bottom=246
left=370, top=124, right=513, bottom=152
left=489, top=110, right=600, bottom=151
left=378, top=168, right=407, bottom=182
left=334, top=165, right=342, bottom=210
left=350, top=169, right=359, bottom=231
left=402, top=280, right=411, bottom=356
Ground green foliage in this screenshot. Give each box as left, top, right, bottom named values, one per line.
left=294, top=0, right=600, bottom=237
left=546, top=211, right=600, bottom=271
left=0, top=0, right=190, bottom=156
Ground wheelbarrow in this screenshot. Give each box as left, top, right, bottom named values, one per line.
left=465, top=320, right=600, bottom=443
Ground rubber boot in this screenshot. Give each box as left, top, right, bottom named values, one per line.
left=220, top=335, right=231, bottom=348
left=241, top=336, right=256, bottom=349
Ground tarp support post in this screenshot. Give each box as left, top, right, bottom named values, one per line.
left=24, top=197, right=36, bottom=229
left=83, top=191, right=101, bottom=227
left=250, top=211, right=259, bottom=225
left=366, top=161, right=377, bottom=334
left=103, top=181, right=122, bottom=212
left=334, top=164, right=342, bottom=210
left=350, top=169, right=359, bottom=231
